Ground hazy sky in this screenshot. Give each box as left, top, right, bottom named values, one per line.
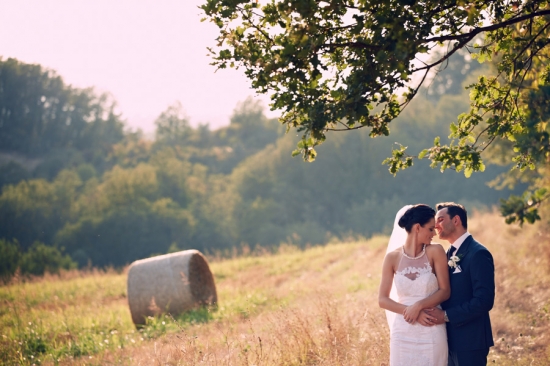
left=0, top=0, right=275, bottom=134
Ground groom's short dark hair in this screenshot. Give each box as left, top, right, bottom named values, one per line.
left=436, top=202, right=468, bottom=229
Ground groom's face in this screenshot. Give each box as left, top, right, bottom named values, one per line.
left=435, top=208, right=454, bottom=240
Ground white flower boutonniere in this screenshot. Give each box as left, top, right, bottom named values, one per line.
left=448, top=254, right=463, bottom=273
left=448, top=255, right=461, bottom=269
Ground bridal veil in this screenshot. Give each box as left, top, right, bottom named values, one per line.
left=385, top=204, right=413, bottom=331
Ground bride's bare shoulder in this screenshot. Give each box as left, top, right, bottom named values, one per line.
left=426, top=243, right=445, bottom=254
left=385, top=248, right=401, bottom=264
left=384, top=248, right=401, bottom=261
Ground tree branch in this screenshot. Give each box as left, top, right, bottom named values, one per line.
left=321, top=42, right=382, bottom=51
left=412, top=33, right=477, bottom=72
left=426, top=9, right=550, bottom=43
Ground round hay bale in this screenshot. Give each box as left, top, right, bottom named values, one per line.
left=127, top=249, right=217, bottom=325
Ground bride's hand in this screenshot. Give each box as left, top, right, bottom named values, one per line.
left=403, top=303, right=423, bottom=324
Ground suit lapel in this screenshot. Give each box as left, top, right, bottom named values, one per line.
left=455, top=235, right=473, bottom=258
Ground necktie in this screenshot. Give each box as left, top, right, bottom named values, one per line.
left=448, top=245, right=457, bottom=259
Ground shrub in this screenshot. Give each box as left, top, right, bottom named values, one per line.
left=19, top=242, right=76, bottom=276
left=0, top=238, right=21, bottom=283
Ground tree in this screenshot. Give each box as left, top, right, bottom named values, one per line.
left=0, top=239, right=21, bottom=283
left=213, top=97, right=285, bottom=173
left=201, top=0, right=550, bottom=223
left=154, top=102, right=193, bottom=146
left=225, top=97, right=284, bottom=151
left=0, top=161, right=30, bottom=188
left=0, top=170, right=82, bottom=250
left=0, top=57, right=125, bottom=164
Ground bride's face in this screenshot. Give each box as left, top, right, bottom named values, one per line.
left=417, top=217, right=436, bottom=244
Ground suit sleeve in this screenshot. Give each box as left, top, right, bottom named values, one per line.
left=447, top=249, right=495, bottom=327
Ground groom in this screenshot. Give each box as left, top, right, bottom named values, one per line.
left=423, top=202, right=495, bottom=366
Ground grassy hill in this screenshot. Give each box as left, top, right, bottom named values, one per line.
left=1, top=211, right=549, bottom=365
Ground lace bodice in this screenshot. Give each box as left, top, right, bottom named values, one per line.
left=394, top=248, right=438, bottom=304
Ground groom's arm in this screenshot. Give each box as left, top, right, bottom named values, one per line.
left=446, top=249, right=495, bottom=327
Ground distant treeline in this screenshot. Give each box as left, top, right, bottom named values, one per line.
left=0, top=57, right=520, bottom=277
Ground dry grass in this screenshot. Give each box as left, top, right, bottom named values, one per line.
left=469, top=209, right=550, bottom=365
left=141, top=236, right=392, bottom=366
left=2, top=211, right=550, bottom=365
left=123, top=296, right=390, bottom=366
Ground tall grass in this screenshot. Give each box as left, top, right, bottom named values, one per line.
left=1, top=211, right=549, bottom=365
left=469, top=210, right=550, bottom=365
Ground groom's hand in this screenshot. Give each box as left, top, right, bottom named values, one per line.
left=424, top=308, right=445, bottom=325
left=417, top=311, right=436, bottom=326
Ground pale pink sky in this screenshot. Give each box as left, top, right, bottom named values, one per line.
left=0, top=0, right=275, bottom=134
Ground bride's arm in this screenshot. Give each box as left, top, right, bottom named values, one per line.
left=378, top=251, right=407, bottom=315
left=403, top=244, right=450, bottom=322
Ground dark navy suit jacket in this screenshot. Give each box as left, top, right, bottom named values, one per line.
left=441, top=235, right=495, bottom=352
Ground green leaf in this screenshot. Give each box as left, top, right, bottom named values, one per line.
left=449, top=123, right=458, bottom=135
left=305, top=148, right=317, bottom=162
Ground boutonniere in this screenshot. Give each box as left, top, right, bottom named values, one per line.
left=448, top=255, right=463, bottom=272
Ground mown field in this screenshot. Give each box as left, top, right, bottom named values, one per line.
left=1, top=210, right=550, bottom=365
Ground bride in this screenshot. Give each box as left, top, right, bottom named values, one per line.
left=378, top=204, right=451, bottom=366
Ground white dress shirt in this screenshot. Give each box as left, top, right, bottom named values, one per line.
left=450, top=231, right=471, bottom=255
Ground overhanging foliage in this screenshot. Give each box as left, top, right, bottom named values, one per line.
left=201, top=0, right=550, bottom=224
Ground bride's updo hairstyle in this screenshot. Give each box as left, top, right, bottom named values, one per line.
left=398, top=204, right=436, bottom=233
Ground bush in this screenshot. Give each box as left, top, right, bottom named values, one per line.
left=0, top=239, right=21, bottom=283
left=19, top=242, right=76, bottom=276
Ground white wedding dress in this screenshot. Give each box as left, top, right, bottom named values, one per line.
left=389, top=250, right=448, bottom=366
